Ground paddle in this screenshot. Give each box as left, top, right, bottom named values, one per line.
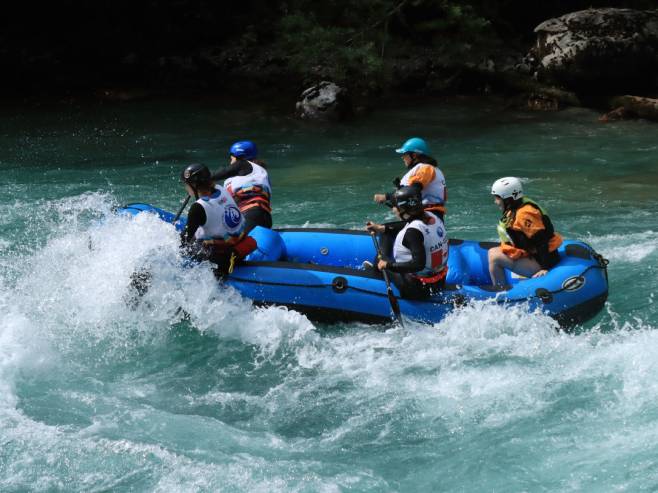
left=370, top=231, right=404, bottom=327
left=172, top=195, right=191, bottom=224
left=127, top=194, right=189, bottom=308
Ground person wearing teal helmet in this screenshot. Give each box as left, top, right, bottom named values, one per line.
left=396, top=137, right=431, bottom=155
left=374, top=137, right=447, bottom=220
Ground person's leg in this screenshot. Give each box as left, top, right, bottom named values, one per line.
left=488, top=247, right=511, bottom=285
left=365, top=222, right=405, bottom=269
left=510, top=256, right=543, bottom=277
left=388, top=272, right=431, bottom=299
left=488, top=247, right=542, bottom=285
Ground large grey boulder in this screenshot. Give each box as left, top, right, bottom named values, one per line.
left=296, top=81, right=353, bottom=121
left=533, top=8, right=658, bottom=90
left=601, top=95, right=658, bottom=122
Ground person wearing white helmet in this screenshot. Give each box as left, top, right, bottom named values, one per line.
left=488, top=177, right=563, bottom=286
left=373, top=137, right=447, bottom=220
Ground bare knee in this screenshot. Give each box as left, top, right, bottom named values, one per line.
left=488, top=247, right=505, bottom=265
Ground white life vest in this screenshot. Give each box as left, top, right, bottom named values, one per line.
left=194, top=186, right=245, bottom=241
left=224, top=161, right=272, bottom=211
left=393, top=211, right=448, bottom=276
left=401, top=163, right=446, bottom=206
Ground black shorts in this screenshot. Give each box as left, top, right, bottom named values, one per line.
left=388, top=271, right=444, bottom=300
left=537, top=249, right=561, bottom=270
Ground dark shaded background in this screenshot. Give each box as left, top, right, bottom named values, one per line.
left=1, top=0, right=655, bottom=97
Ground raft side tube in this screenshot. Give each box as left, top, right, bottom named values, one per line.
left=114, top=203, right=609, bottom=327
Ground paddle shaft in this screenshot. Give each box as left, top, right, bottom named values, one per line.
left=370, top=231, right=404, bottom=327
left=172, top=195, right=191, bottom=224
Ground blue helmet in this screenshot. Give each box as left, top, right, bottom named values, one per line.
left=395, top=137, right=430, bottom=155
left=229, top=140, right=258, bottom=160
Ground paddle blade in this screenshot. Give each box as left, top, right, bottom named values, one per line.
left=386, top=286, right=404, bottom=327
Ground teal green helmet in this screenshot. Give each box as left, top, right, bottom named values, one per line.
left=395, top=137, right=430, bottom=155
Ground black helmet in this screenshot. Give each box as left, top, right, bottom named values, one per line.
left=393, top=186, right=423, bottom=217
left=181, top=163, right=211, bottom=187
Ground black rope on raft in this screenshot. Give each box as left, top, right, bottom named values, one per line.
left=231, top=248, right=610, bottom=307
left=505, top=249, right=610, bottom=304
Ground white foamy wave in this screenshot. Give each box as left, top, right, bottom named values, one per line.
left=0, top=408, right=389, bottom=492
left=251, top=301, right=562, bottom=445
left=585, top=230, right=658, bottom=263
left=1, top=191, right=116, bottom=255
left=2, top=191, right=318, bottom=363
left=271, top=302, right=658, bottom=445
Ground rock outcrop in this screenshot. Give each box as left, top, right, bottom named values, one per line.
left=295, top=81, right=353, bottom=121
left=601, top=95, right=658, bottom=122
left=533, top=8, right=658, bottom=92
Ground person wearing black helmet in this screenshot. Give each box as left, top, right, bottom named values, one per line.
left=365, top=186, right=449, bottom=299
left=180, top=163, right=256, bottom=276
left=212, top=140, right=273, bottom=233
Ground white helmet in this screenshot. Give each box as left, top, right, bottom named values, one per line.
left=491, top=177, right=523, bottom=200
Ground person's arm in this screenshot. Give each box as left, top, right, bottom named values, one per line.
left=211, top=159, right=253, bottom=181
left=385, top=228, right=426, bottom=273
left=180, top=202, right=206, bottom=245
left=380, top=183, right=422, bottom=207
left=405, top=165, right=435, bottom=189
left=383, top=221, right=406, bottom=235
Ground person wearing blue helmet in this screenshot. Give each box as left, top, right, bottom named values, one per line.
left=373, top=137, right=447, bottom=220
left=212, top=140, right=273, bottom=233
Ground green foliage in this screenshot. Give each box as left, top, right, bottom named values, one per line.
left=271, top=0, right=500, bottom=90
left=403, top=0, right=495, bottom=54
left=275, top=7, right=389, bottom=89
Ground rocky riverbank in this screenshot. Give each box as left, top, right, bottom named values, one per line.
left=292, top=8, right=658, bottom=122
left=2, top=4, right=656, bottom=122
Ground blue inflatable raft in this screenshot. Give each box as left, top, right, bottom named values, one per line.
left=119, top=203, right=609, bottom=328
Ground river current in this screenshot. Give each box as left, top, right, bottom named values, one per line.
left=1, top=99, right=657, bottom=491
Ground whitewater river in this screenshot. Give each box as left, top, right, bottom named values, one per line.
left=1, top=99, right=657, bottom=491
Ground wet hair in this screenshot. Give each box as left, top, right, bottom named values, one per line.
left=503, top=196, right=523, bottom=211
left=250, top=158, right=268, bottom=169
left=234, top=156, right=267, bottom=169
left=410, top=153, right=437, bottom=167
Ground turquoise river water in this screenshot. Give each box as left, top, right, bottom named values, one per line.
left=1, top=99, right=657, bottom=491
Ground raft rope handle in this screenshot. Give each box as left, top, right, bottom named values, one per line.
left=505, top=249, right=609, bottom=304
left=228, top=275, right=394, bottom=298
left=230, top=250, right=610, bottom=305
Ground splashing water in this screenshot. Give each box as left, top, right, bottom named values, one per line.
left=1, top=101, right=658, bottom=491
